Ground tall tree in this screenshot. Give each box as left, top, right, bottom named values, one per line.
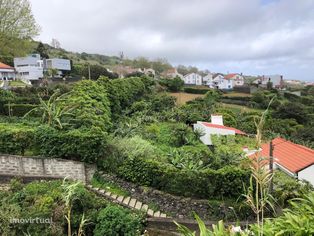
left=0, top=0, right=40, bottom=56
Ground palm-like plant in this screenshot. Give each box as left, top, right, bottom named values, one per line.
left=24, top=90, right=76, bottom=129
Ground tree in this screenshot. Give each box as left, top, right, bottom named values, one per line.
left=0, top=0, right=39, bottom=56
left=51, top=38, right=61, bottom=49
left=160, top=76, right=184, bottom=92
left=35, top=42, right=49, bottom=59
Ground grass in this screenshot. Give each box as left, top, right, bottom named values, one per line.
left=91, top=173, right=130, bottom=197
left=169, top=92, right=205, bottom=106
left=9, top=80, right=28, bottom=87
left=220, top=103, right=262, bottom=113
left=223, top=92, right=252, bottom=97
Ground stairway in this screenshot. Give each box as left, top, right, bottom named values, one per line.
left=86, top=184, right=169, bottom=218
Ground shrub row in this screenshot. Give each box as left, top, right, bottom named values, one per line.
left=0, top=125, right=107, bottom=163
left=115, top=157, right=250, bottom=199
left=221, top=96, right=251, bottom=101
left=3, top=104, right=37, bottom=117
left=184, top=87, right=211, bottom=94
left=220, top=99, right=250, bottom=106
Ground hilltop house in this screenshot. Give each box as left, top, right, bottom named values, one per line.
left=193, top=115, right=246, bottom=145
left=183, top=73, right=202, bottom=85
left=161, top=68, right=183, bottom=79
left=14, top=54, right=71, bottom=83
left=210, top=74, right=233, bottom=90
left=253, top=75, right=284, bottom=89
left=224, top=73, right=244, bottom=87
left=0, top=62, right=16, bottom=81
left=249, top=137, right=314, bottom=186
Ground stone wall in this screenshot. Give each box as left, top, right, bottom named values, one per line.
left=0, top=154, right=96, bottom=183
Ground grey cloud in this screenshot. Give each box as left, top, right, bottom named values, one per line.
left=30, top=0, right=314, bottom=80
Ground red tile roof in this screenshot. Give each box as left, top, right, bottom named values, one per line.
left=224, top=73, right=238, bottom=79
left=201, top=122, right=246, bottom=135
left=0, top=62, right=14, bottom=69
left=249, top=137, right=314, bottom=173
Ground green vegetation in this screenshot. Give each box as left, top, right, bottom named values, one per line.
left=0, top=179, right=144, bottom=236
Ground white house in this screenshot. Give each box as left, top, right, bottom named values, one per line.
left=203, top=73, right=214, bottom=86
left=249, top=137, right=314, bottom=186
left=14, top=54, right=72, bottom=82
left=183, top=73, right=202, bottom=85
left=44, top=58, right=71, bottom=75
left=193, top=115, right=246, bottom=145
left=253, top=75, right=284, bottom=89
left=0, top=62, right=15, bottom=81
left=210, top=74, right=233, bottom=90
left=224, top=73, right=244, bottom=87
left=14, top=54, right=43, bottom=81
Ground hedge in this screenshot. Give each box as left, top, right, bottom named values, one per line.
left=115, top=157, right=250, bottom=199
left=184, top=87, right=211, bottom=94
left=0, top=124, right=107, bottom=163
left=220, top=99, right=250, bottom=106
left=35, top=126, right=108, bottom=163
left=0, top=123, right=35, bottom=155
left=4, top=104, right=37, bottom=117
left=221, top=96, right=251, bottom=101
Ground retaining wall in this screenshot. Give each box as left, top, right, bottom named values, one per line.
left=0, top=154, right=95, bottom=183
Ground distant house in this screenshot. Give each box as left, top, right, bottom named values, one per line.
left=14, top=54, right=43, bottom=82
left=0, top=62, right=15, bottom=81
left=161, top=68, right=183, bottom=79
left=249, top=137, right=314, bottom=186
left=210, top=74, right=233, bottom=90
left=113, top=66, right=143, bottom=78
left=183, top=73, right=202, bottom=85
left=224, top=73, right=244, bottom=87
left=193, top=115, right=246, bottom=145
left=253, top=75, right=284, bottom=89
left=143, top=68, right=155, bottom=77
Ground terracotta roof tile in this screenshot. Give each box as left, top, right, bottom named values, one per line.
left=249, top=137, right=314, bottom=173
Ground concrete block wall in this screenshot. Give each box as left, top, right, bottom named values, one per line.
left=0, top=154, right=95, bottom=183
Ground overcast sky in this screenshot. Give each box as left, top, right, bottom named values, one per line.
left=30, top=0, right=314, bottom=81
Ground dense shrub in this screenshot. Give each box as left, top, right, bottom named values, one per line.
left=98, top=76, right=154, bottom=116
left=94, top=205, right=144, bottom=236
left=0, top=123, right=35, bottom=155
left=114, top=156, right=250, bottom=199
left=35, top=126, right=107, bottom=163
left=67, top=80, right=112, bottom=131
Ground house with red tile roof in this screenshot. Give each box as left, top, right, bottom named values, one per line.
left=224, top=73, right=244, bottom=87
left=193, top=115, right=246, bottom=145
left=0, top=62, right=16, bottom=81
left=249, top=137, right=314, bottom=186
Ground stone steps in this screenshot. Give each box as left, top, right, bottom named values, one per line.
left=86, top=183, right=169, bottom=219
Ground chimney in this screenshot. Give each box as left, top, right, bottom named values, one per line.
left=211, top=114, right=223, bottom=125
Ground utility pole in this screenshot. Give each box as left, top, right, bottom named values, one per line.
left=269, top=140, right=274, bottom=193
left=88, top=64, right=91, bottom=80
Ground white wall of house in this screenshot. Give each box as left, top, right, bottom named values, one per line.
left=298, top=165, right=314, bottom=186
left=46, top=58, right=71, bottom=71
left=203, top=73, right=213, bottom=85
left=193, top=121, right=235, bottom=145
left=183, top=73, right=202, bottom=85
left=14, top=54, right=43, bottom=81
